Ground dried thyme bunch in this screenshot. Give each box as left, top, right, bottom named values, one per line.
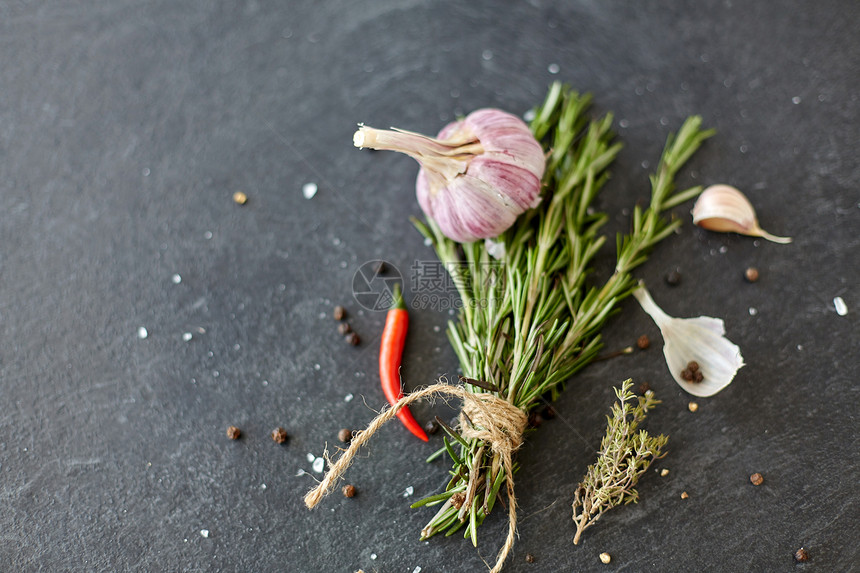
left=572, top=379, right=668, bottom=544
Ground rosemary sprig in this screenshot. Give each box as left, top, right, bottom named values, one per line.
left=572, top=379, right=668, bottom=545
left=412, top=83, right=712, bottom=546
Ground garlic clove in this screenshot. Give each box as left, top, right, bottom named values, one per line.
left=484, top=237, right=507, bottom=260
left=633, top=284, right=744, bottom=398
left=692, top=184, right=792, bottom=244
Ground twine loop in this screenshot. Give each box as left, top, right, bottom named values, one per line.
left=303, top=382, right=527, bottom=573
left=459, top=392, right=528, bottom=456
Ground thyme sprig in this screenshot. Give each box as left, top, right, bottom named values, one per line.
left=411, top=83, right=712, bottom=549
left=572, top=379, right=668, bottom=545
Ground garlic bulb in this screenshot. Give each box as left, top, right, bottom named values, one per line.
left=692, top=184, right=791, bottom=243
left=354, top=109, right=545, bottom=243
left=633, top=284, right=744, bottom=398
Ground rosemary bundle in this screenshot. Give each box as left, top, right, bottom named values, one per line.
left=409, top=83, right=713, bottom=567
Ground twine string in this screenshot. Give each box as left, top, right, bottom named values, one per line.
left=303, top=383, right=528, bottom=573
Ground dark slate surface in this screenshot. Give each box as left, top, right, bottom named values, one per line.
left=2, top=1, right=857, bottom=572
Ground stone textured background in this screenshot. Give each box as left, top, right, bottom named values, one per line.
left=1, top=1, right=857, bottom=571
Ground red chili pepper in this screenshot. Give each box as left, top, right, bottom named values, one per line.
left=379, top=283, right=429, bottom=442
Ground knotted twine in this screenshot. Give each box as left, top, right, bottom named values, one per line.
left=303, top=383, right=528, bottom=573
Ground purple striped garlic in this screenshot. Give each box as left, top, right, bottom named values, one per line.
left=353, top=109, right=545, bottom=243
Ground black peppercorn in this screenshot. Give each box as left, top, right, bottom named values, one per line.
left=271, top=427, right=288, bottom=444
left=424, top=419, right=440, bottom=435
left=744, top=267, right=760, bottom=283
left=333, top=305, right=346, bottom=321
left=338, top=428, right=353, bottom=443
left=682, top=361, right=704, bottom=383
left=226, top=425, right=241, bottom=440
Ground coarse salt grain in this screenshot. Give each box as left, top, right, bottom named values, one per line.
left=370, top=553, right=377, bottom=560
left=344, top=393, right=354, bottom=402
left=302, top=182, right=318, bottom=199
left=137, top=327, right=148, bottom=339
left=183, top=332, right=192, bottom=341
left=306, top=453, right=316, bottom=463
left=412, top=567, right=422, bottom=573
left=312, top=457, right=325, bottom=473
left=833, top=296, right=847, bottom=316
left=403, top=486, right=414, bottom=497
left=172, top=274, right=182, bottom=284
left=200, top=529, right=209, bottom=538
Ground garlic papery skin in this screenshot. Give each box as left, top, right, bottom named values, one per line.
left=633, top=284, right=744, bottom=398
left=354, top=109, right=545, bottom=243
left=692, top=184, right=792, bottom=244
